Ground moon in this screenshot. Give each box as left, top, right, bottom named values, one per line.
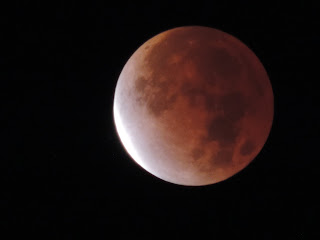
left=113, top=26, right=273, bottom=186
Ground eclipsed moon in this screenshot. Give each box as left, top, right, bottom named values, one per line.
left=113, top=26, right=274, bottom=186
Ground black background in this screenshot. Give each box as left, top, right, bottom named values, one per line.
left=1, top=1, right=319, bottom=239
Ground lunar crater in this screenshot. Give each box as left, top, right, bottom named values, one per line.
left=240, top=139, right=256, bottom=156
left=207, top=115, right=240, bottom=147
left=213, top=150, right=234, bottom=167
left=191, top=148, right=205, bottom=161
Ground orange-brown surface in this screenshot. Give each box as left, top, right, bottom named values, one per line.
left=114, top=26, right=273, bottom=186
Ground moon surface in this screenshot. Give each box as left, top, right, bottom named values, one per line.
left=113, top=26, right=273, bottom=186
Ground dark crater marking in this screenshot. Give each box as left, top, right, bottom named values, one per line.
left=191, top=148, right=205, bottom=161
left=240, top=139, right=256, bottom=156
left=218, top=92, right=248, bottom=122
left=134, top=75, right=177, bottom=117
left=207, top=116, right=239, bottom=147
left=212, top=149, right=234, bottom=167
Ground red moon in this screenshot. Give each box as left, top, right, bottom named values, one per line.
left=114, top=26, right=273, bottom=186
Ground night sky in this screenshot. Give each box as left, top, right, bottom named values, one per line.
left=2, top=1, right=319, bottom=239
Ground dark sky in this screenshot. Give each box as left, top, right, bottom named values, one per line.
left=2, top=1, right=319, bottom=239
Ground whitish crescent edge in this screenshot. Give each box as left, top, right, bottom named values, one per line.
left=113, top=101, right=150, bottom=171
